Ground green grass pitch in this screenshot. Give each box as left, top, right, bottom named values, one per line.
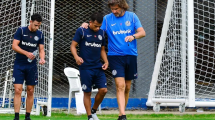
left=1, top=113, right=215, bottom=120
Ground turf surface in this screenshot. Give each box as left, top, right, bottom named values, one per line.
left=1, top=113, right=215, bottom=120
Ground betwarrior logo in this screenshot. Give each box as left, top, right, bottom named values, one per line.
left=22, top=41, right=37, bottom=47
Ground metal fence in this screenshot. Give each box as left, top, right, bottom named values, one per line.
left=52, top=0, right=168, bottom=98
left=0, top=0, right=168, bottom=104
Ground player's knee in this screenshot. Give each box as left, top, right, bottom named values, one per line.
left=116, top=85, right=125, bottom=92
left=125, top=87, right=131, bottom=93
left=99, top=88, right=107, bottom=95
left=14, top=88, right=22, bottom=95
left=84, top=92, right=91, bottom=97
left=27, top=89, right=34, bottom=96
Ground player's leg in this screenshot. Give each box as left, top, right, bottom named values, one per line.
left=24, top=87, right=35, bottom=120
left=124, top=55, right=138, bottom=110
left=108, top=56, right=127, bottom=119
left=26, top=86, right=35, bottom=111
left=84, top=91, right=92, bottom=116
left=92, top=88, right=107, bottom=110
left=115, top=77, right=126, bottom=116
left=92, top=68, right=107, bottom=109
left=13, top=84, right=23, bottom=118
left=80, top=69, right=94, bottom=120
left=25, top=64, right=38, bottom=120
left=91, top=69, right=107, bottom=120
left=124, top=80, right=131, bottom=108
left=91, top=88, right=107, bottom=120
left=93, top=88, right=107, bottom=110
left=13, top=64, right=25, bottom=120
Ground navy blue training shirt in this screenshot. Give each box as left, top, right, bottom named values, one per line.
left=14, top=26, right=44, bottom=64
left=73, top=27, right=105, bottom=69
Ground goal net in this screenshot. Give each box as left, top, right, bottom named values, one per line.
left=0, top=0, right=54, bottom=116
left=147, top=0, right=215, bottom=109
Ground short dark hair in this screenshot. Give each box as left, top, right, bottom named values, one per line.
left=90, top=12, right=103, bottom=24
left=31, top=13, right=42, bottom=22
left=108, top=0, right=129, bottom=11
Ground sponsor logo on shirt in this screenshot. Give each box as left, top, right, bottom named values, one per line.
left=113, top=29, right=131, bottom=35
left=85, top=41, right=101, bottom=47
left=22, top=41, right=37, bottom=47
left=23, top=35, right=28, bottom=36
left=87, top=35, right=92, bottom=37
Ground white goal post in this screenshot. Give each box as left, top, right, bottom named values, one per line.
left=147, top=0, right=215, bottom=112
left=0, top=0, right=55, bottom=116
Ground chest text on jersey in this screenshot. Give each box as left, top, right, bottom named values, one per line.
left=22, top=41, right=37, bottom=47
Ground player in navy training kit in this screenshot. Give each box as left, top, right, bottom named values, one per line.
left=82, top=0, right=146, bottom=120
left=12, top=13, right=45, bottom=120
left=71, top=12, right=108, bottom=120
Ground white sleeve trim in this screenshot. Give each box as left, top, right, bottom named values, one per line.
left=103, top=30, right=105, bottom=38
left=105, top=16, right=107, bottom=31
left=80, top=27, right=84, bottom=39
left=20, top=27, right=23, bottom=35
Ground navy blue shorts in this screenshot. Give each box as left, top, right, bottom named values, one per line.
left=13, top=63, right=38, bottom=85
left=108, top=55, right=137, bottom=80
left=79, top=68, right=107, bottom=92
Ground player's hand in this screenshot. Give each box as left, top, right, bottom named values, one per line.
left=80, top=23, right=89, bottom=29
left=39, top=59, right=45, bottom=65
left=75, top=56, right=84, bottom=65
left=125, top=36, right=135, bottom=42
left=102, top=62, right=109, bottom=70
left=26, top=52, right=35, bottom=60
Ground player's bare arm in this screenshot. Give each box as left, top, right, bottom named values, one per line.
left=101, top=46, right=109, bottom=70
left=70, top=40, right=84, bottom=65
left=125, top=27, right=146, bottom=42
left=12, top=39, right=35, bottom=60
left=39, top=44, right=45, bottom=65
